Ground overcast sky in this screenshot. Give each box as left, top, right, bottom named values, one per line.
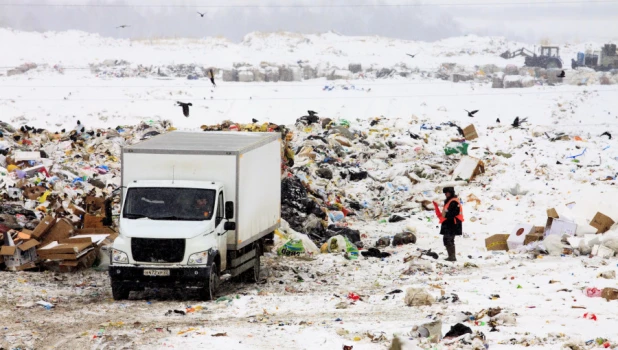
left=1, top=0, right=617, bottom=44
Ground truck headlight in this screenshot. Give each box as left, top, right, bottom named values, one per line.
left=112, top=249, right=129, bottom=264
left=188, top=251, right=209, bottom=265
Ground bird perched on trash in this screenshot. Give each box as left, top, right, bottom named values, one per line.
left=116, top=25, right=130, bottom=29
left=308, top=110, right=318, bottom=117
left=197, top=11, right=206, bottom=17
left=252, top=118, right=259, bottom=123
left=465, top=109, right=479, bottom=117
left=601, top=131, right=612, bottom=139
left=406, top=53, right=418, bottom=58
left=512, top=117, right=528, bottom=128
left=176, top=101, right=193, bottom=117
left=207, top=69, right=216, bottom=87
left=558, top=70, right=566, bottom=78
left=408, top=131, right=421, bottom=140
left=496, top=118, right=501, bottom=123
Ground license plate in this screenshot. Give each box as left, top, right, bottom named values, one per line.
left=144, top=269, right=170, bottom=276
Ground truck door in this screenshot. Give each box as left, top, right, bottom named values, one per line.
left=214, top=191, right=227, bottom=270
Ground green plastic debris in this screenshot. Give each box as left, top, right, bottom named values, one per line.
left=216, top=296, right=233, bottom=303
left=444, top=143, right=469, bottom=156
left=496, top=151, right=512, bottom=158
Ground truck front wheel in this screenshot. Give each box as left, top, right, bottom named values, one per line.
left=199, top=264, right=219, bottom=301
left=111, top=281, right=130, bottom=300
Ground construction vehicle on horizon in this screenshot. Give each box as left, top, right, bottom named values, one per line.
left=571, top=44, right=618, bottom=71
left=500, top=46, right=563, bottom=69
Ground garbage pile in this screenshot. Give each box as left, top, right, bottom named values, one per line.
left=0, top=119, right=175, bottom=271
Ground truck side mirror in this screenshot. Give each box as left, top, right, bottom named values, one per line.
left=224, top=221, right=236, bottom=231
left=225, top=201, right=234, bottom=219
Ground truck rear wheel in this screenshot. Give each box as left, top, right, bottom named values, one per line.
left=111, top=281, right=130, bottom=300
left=199, top=263, right=218, bottom=301
left=246, top=243, right=262, bottom=283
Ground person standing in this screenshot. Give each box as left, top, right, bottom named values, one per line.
left=436, top=187, right=463, bottom=261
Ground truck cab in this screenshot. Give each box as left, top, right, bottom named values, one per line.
left=109, top=132, right=281, bottom=300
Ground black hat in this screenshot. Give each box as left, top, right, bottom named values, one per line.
left=443, top=187, right=455, bottom=195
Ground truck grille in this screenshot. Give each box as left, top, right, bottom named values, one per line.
left=131, top=238, right=186, bottom=263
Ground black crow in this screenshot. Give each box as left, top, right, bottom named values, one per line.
left=177, top=101, right=193, bottom=117
left=465, top=109, right=479, bottom=117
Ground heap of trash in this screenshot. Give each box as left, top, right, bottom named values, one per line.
left=0, top=119, right=175, bottom=271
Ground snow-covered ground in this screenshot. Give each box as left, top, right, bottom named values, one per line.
left=1, top=29, right=618, bottom=350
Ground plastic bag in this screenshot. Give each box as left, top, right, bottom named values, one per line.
left=321, top=235, right=359, bottom=259
left=276, top=230, right=320, bottom=258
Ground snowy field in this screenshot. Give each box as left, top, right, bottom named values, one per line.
left=1, top=30, right=618, bottom=350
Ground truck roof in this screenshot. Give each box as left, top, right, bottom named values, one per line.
left=123, top=131, right=280, bottom=155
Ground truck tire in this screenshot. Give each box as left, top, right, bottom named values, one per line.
left=111, top=281, right=130, bottom=300
left=199, top=263, right=219, bottom=301
left=246, top=244, right=262, bottom=283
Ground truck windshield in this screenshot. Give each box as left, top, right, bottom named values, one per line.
left=122, top=187, right=216, bottom=221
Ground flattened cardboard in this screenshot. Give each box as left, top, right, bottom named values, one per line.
left=41, top=218, right=74, bottom=246
left=0, top=245, right=17, bottom=255
left=38, top=242, right=91, bottom=255
left=463, top=124, right=478, bottom=140
left=17, top=239, right=40, bottom=251
left=83, top=215, right=105, bottom=229
left=507, top=224, right=533, bottom=250
left=31, top=215, right=56, bottom=239
left=68, top=203, right=86, bottom=216
left=602, top=288, right=618, bottom=301
left=590, top=212, right=615, bottom=234
left=37, top=247, right=93, bottom=261
left=485, top=234, right=509, bottom=251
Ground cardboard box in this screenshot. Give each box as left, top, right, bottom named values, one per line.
left=451, top=156, right=485, bottom=181
left=85, top=196, right=106, bottom=213
left=485, top=234, right=509, bottom=251
left=592, top=244, right=614, bottom=258
left=41, top=218, right=75, bottom=246
left=545, top=215, right=577, bottom=237
left=463, top=124, right=478, bottom=141
left=31, top=215, right=57, bottom=239
left=0, top=233, right=39, bottom=271
left=602, top=288, right=618, bottom=301
left=533, top=226, right=545, bottom=234
left=83, top=215, right=105, bottom=229
left=590, top=212, right=615, bottom=234
left=507, top=223, right=533, bottom=250
left=524, top=233, right=544, bottom=245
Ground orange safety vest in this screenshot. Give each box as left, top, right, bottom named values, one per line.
left=443, top=198, right=464, bottom=224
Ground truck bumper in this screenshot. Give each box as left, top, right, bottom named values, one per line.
left=109, top=265, right=210, bottom=288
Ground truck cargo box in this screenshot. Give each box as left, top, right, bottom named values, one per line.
left=121, top=132, right=281, bottom=250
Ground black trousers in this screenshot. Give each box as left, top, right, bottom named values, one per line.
left=442, top=234, right=455, bottom=247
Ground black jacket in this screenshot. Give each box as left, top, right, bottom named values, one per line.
left=440, top=196, right=462, bottom=236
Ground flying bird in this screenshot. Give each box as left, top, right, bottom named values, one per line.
left=406, top=53, right=418, bottom=58
left=197, top=11, right=206, bottom=17
left=208, top=69, right=216, bottom=87
left=601, top=131, right=612, bottom=139
left=496, top=118, right=501, bottom=123
left=465, top=109, right=479, bottom=118
left=308, top=110, right=318, bottom=116
left=177, top=101, right=193, bottom=117
left=558, top=70, right=566, bottom=78
left=116, top=25, right=130, bottom=29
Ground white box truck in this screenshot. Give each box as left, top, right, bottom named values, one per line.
left=109, top=131, right=281, bottom=300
